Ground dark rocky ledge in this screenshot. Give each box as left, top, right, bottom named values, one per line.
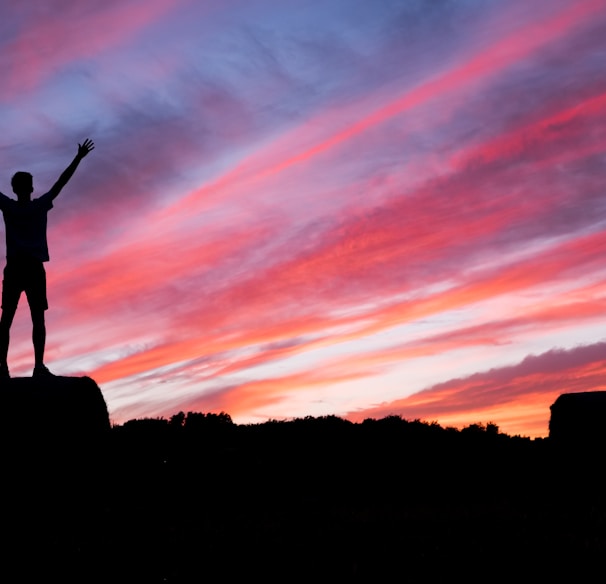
left=0, top=375, right=110, bottom=441
left=1, top=376, right=111, bottom=574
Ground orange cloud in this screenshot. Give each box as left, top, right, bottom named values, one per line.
left=347, top=343, right=606, bottom=438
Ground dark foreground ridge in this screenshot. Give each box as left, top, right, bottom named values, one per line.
left=2, top=390, right=605, bottom=582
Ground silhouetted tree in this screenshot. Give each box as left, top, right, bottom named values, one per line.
left=169, top=411, right=186, bottom=427
left=184, top=411, right=233, bottom=431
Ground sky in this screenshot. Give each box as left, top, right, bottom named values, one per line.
left=0, top=0, right=605, bottom=438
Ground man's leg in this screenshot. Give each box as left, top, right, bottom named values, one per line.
left=0, top=305, right=17, bottom=375
left=0, top=262, right=20, bottom=377
left=31, top=308, right=54, bottom=376
left=26, top=261, right=53, bottom=377
left=31, top=308, right=46, bottom=368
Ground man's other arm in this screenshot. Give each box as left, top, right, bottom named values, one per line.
left=0, top=192, right=11, bottom=210
left=48, top=139, right=95, bottom=201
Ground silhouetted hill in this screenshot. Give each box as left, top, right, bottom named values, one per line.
left=1, top=401, right=604, bottom=582
left=100, top=412, right=603, bottom=582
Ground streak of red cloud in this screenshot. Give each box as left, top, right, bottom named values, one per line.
left=451, top=91, right=606, bottom=171
left=352, top=229, right=606, bottom=340
left=212, top=168, right=604, bottom=341
left=48, top=218, right=274, bottom=315
left=186, top=272, right=606, bottom=395
left=86, top=219, right=606, bottom=391
left=88, top=312, right=336, bottom=384
left=306, top=281, right=606, bottom=383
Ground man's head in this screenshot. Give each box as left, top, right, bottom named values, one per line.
left=11, top=171, right=33, bottom=200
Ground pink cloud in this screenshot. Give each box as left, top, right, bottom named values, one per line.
left=450, top=91, right=606, bottom=171
left=81, top=218, right=606, bottom=400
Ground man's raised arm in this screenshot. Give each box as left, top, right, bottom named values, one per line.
left=48, top=138, right=95, bottom=200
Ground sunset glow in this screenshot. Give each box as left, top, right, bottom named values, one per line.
left=1, top=0, right=605, bottom=437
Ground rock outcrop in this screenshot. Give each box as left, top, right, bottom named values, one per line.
left=1, top=375, right=109, bottom=436
left=549, top=390, right=606, bottom=445
left=0, top=377, right=111, bottom=577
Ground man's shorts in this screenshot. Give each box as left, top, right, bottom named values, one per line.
left=1, top=259, right=48, bottom=312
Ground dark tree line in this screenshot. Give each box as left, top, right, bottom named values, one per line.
left=2, top=410, right=604, bottom=583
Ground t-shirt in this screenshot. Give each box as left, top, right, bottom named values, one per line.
left=0, top=192, right=54, bottom=262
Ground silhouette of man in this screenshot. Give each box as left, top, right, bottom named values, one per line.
left=0, top=139, right=94, bottom=379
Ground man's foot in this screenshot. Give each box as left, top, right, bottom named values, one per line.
left=0, top=363, right=9, bottom=380
left=33, top=364, right=55, bottom=378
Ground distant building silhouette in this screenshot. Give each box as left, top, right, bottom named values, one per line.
left=549, top=391, right=606, bottom=445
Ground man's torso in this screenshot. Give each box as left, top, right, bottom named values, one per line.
left=0, top=192, right=53, bottom=262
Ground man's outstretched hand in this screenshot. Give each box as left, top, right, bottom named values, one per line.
left=48, top=138, right=96, bottom=199
left=77, top=138, right=95, bottom=159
